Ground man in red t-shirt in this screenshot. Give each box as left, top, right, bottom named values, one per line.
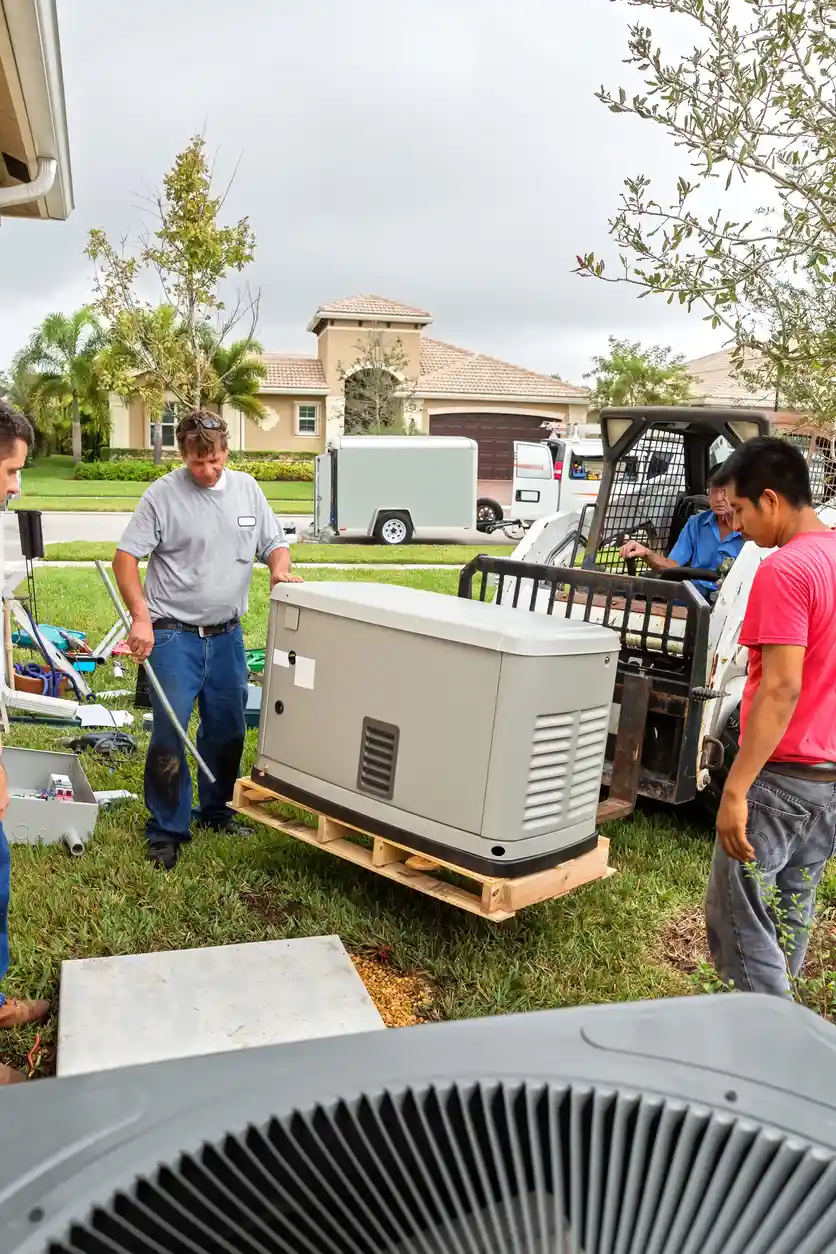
left=708, top=437, right=836, bottom=996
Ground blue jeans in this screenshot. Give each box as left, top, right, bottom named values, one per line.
left=145, top=624, right=248, bottom=847
left=705, top=769, right=836, bottom=997
left=0, top=823, right=9, bottom=1008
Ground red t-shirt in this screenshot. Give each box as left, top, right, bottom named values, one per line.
left=739, top=530, right=836, bottom=763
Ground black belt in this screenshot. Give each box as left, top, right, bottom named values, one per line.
left=153, top=617, right=239, bottom=638
left=766, top=761, right=836, bottom=783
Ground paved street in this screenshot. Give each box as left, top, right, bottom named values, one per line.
left=2, top=509, right=515, bottom=573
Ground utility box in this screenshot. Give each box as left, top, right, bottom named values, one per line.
left=313, top=435, right=478, bottom=544
left=254, top=583, right=618, bottom=877
left=4, top=747, right=97, bottom=855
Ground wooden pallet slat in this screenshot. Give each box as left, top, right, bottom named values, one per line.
left=231, top=778, right=612, bottom=922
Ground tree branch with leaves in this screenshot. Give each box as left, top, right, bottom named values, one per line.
left=585, top=336, right=693, bottom=408
left=576, top=0, right=836, bottom=427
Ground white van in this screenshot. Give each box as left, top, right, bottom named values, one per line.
left=477, top=433, right=604, bottom=529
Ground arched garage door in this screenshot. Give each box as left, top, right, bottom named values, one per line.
left=429, top=412, right=549, bottom=479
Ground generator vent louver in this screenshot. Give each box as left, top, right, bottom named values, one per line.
left=49, top=1080, right=834, bottom=1254
left=356, top=717, right=399, bottom=800
left=524, top=707, right=609, bottom=830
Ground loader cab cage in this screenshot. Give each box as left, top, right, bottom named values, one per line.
left=783, top=432, right=836, bottom=507
left=585, top=407, right=770, bottom=574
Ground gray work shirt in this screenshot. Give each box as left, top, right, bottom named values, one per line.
left=116, top=466, right=287, bottom=625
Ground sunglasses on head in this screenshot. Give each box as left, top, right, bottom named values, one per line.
left=176, top=415, right=224, bottom=435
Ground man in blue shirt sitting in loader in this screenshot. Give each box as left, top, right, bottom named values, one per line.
left=620, top=466, right=745, bottom=596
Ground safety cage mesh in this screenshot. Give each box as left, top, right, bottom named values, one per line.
left=784, top=433, right=836, bottom=507
left=594, top=429, right=688, bottom=574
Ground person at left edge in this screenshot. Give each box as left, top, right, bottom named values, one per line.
left=0, top=400, right=51, bottom=1085
left=113, top=410, right=302, bottom=872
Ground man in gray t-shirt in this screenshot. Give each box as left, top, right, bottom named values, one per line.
left=114, top=411, right=302, bottom=870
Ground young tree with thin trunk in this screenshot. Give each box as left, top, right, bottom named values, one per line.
left=339, top=332, right=416, bottom=434
left=86, top=136, right=258, bottom=462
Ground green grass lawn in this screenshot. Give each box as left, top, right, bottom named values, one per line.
left=43, top=541, right=513, bottom=564
left=2, top=564, right=833, bottom=1076
left=14, top=456, right=314, bottom=512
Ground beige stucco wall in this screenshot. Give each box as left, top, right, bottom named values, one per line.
left=110, top=374, right=589, bottom=452
left=113, top=394, right=327, bottom=454
left=244, top=395, right=326, bottom=453
left=316, top=323, right=423, bottom=392
left=127, top=399, right=146, bottom=449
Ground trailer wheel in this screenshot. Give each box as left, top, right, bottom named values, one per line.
left=476, top=498, right=503, bottom=531
left=374, top=512, right=414, bottom=545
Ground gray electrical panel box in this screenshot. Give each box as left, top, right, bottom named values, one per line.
left=3, top=746, right=97, bottom=854
left=254, top=582, right=618, bottom=877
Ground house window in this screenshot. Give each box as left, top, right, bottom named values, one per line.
left=296, top=403, right=319, bottom=436
left=149, top=405, right=179, bottom=449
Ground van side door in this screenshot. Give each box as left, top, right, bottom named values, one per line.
left=511, top=441, right=558, bottom=520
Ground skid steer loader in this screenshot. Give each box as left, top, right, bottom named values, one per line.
left=458, top=407, right=836, bottom=811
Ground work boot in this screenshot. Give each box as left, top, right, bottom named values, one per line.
left=0, top=997, right=50, bottom=1029
left=0, top=1063, right=25, bottom=1084
left=146, top=841, right=179, bottom=871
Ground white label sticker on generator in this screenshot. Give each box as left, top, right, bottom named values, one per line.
left=294, top=656, right=315, bottom=689
left=272, top=648, right=290, bottom=668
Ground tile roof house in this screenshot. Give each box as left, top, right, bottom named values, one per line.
left=110, top=295, right=590, bottom=483
left=685, top=348, right=812, bottom=432
left=685, top=350, right=773, bottom=407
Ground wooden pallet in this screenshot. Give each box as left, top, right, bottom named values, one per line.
left=231, top=777, right=613, bottom=922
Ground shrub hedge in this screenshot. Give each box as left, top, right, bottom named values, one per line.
left=99, top=448, right=316, bottom=464
left=76, top=459, right=314, bottom=483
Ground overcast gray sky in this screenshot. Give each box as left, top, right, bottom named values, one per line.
left=0, top=0, right=727, bottom=385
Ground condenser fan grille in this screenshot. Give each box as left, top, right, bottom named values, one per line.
left=51, top=1082, right=835, bottom=1254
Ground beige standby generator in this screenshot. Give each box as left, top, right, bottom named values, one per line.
left=253, top=582, right=618, bottom=876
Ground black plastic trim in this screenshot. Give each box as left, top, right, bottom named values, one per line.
left=251, top=768, right=598, bottom=879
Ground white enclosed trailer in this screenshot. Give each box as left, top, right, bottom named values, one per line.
left=313, top=435, right=478, bottom=544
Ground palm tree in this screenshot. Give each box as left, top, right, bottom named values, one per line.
left=17, top=308, right=109, bottom=463
left=3, top=358, right=64, bottom=451
left=200, top=333, right=267, bottom=423
left=103, top=311, right=267, bottom=463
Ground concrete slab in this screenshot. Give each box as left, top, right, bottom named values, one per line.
left=57, top=935, right=384, bottom=1078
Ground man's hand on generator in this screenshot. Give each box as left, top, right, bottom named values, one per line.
left=267, top=549, right=303, bottom=588
left=128, top=614, right=155, bottom=662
